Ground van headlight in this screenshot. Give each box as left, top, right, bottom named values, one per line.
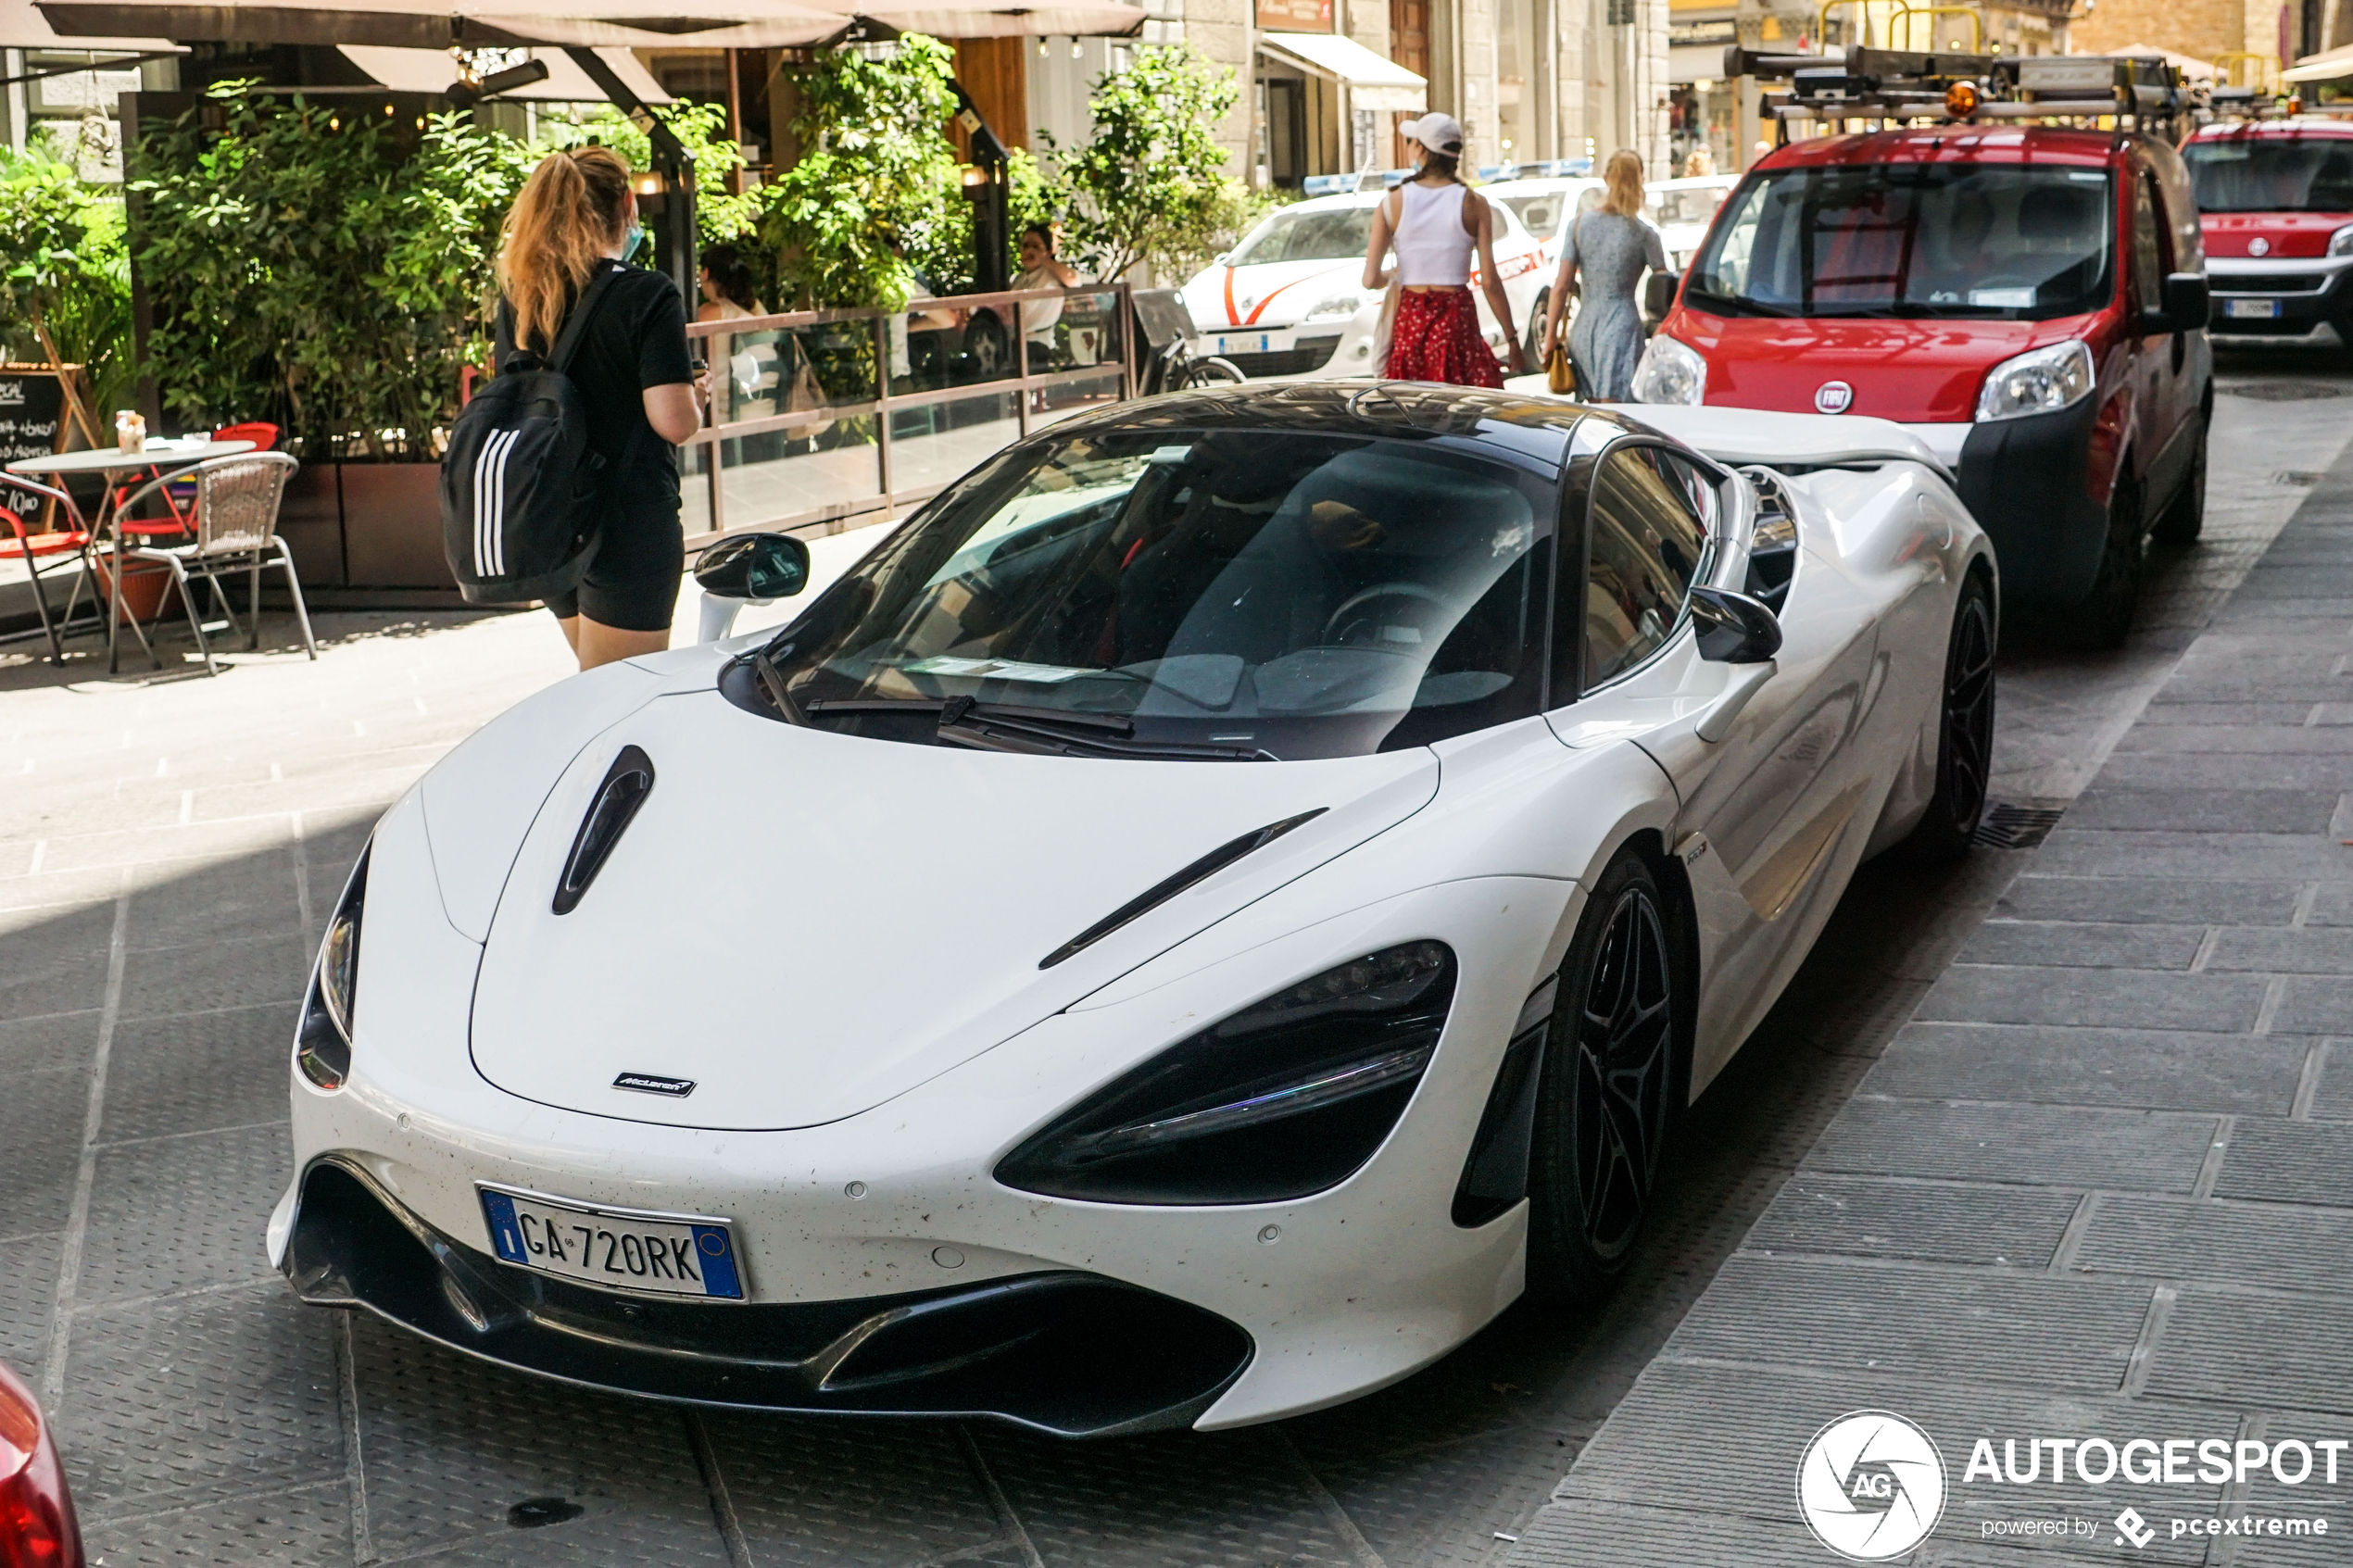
left=1976, top=340, right=2095, bottom=422
left=995, top=942, right=1454, bottom=1205
left=1304, top=294, right=1366, bottom=320
left=2330, top=223, right=2353, bottom=257
left=296, top=847, right=367, bottom=1092
left=1630, top=334, right=1706, bottom=405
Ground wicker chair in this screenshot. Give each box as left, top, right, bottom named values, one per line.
left=111, top=452, right=315, bottom=675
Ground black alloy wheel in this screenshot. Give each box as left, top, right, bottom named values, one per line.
left=1527, top=850, right=1681, bottom=1302
left=1900, top=571, right=1997, bottom=861
left=2150, top=411, right=2209, bottom=548
left=2073, top=478, right=2143, bottom=649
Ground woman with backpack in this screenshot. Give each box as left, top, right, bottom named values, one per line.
left=493, top=146, right=706, bottom=671
left=1359, top=112, right=1527, bottom=387
left=1539, top=149, right=1667, bottom=403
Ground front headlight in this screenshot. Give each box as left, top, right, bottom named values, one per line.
left=296, top=847, right=367, bottom=1092
left=995, top=941, right=1455, bottom=1205
left=1975, top=340, right=2095, bottom=423
left=2330, top=224, right=2353, bottom=257
left=1630, top=333, right=1706, bottom=406
left=1304, top=294, right=1366, bottom=320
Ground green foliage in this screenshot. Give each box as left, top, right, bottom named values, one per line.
left=1039, top=44, right=1248, bottom=282
left=539, top=99, right=757, bottom=243
left=0, top=145, right=132, bottom=424
left=753, top=37, right=963, bottom=310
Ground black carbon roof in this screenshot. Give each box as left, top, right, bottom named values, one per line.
left=1047, top=381, right=1642, bottom=448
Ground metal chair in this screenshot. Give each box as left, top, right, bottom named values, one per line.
left=0, top=476, right=95, bottom=666
left=111, top=452, right=315, bottom=675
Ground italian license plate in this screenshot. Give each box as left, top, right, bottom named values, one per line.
left=1214, top=333, right=1273, bottom=356
left=479, top=1186, right=743, bottom=1300
left=2225, top=297, right=2283, bottom=320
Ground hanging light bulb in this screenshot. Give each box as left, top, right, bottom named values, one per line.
left=1038, top=35, right=1048, bottom=55
left=1071, top=36, right=1083, bottom=56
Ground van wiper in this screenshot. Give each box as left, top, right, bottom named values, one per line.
left=1685, top=289, right=1795, bottom=319
left=804, top=696, right=1273, bottom=761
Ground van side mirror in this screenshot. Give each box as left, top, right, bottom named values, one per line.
left=1690, top=585, right=1782, bottom=663
left=695, top=533, right=810, bottom=602
left=2147, top=271, right=2209, bottom=334
left=1643, top=270, right=1682, bottom=321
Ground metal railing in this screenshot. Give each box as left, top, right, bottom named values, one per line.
left=681, top=282, right=1136, bottom=550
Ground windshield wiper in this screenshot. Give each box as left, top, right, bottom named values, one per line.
left=1685, top=289, right=1795, bottom=319
left=803, top=696, right=1272, bottom=761
left=747, top=649, right=810, bottom=726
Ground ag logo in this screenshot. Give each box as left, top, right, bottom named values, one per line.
left=1795, top=1410, right=1947, bottom=1561
left=1815, top=381, right=1854, bottom=414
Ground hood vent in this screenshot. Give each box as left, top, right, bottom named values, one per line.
left=553, top=746, right=655, bottom=915
left=1038, top=809, right=1327, bottom=970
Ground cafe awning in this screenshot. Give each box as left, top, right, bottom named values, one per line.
left=2285, top=41, right=2353, bottom=82
left=338, top=42, right=670, bottom=98
left=1, top=0, right=177, bottom=50
left=1258, top=29, right=1423, bottom=109
left=37, top=0, right=1144, bottom=47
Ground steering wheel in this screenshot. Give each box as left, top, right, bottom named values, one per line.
left=1323, top=583, right=1450, bottom=647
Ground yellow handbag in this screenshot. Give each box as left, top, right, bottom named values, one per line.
left=1545, top=338, right=1577, bottom=396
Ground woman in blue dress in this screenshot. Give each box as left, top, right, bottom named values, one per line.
left=1539, top=149, right=1668, bottom=402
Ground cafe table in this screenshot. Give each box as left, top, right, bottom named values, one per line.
left=6, top=437, right=257, bottom=668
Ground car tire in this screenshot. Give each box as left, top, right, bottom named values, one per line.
left=2072, top=478, right=2143, bottom=649
left=2149, top=411, right=2208, bottom=548
left=1525, top=847, right=1684, bottom=1304
left=1897, top=569, right=1997, bottom=863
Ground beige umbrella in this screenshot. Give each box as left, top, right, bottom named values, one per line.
left=1, top=0, right=176, bottom=50
left=2284, top=41, right=2353, bottom=82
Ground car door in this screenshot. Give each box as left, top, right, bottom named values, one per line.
left=1548, top=443, right=1883, bottom=1091
left=2127, top=157, right=2193, bottom=513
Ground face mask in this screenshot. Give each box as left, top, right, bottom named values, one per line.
left=622, top=222, right=648, bottom=263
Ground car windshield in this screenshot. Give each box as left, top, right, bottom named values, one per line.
left=2185, top=137, right=2353, bottom=213
left=1227, top=207, right=1377, bottom=265
left=1687, top=164, right=2116, bottom=319
left=753, top=430, right=1557, bottom=760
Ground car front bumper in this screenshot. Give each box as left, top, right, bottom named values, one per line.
left=1898, top=402, right=2108, bottom=609
left=2206, top=255, right=2353, bottom=342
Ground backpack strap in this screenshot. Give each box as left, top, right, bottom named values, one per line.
left=549, top=261, right=625, bottom=375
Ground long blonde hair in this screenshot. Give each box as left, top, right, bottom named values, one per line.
left=497, top=146, right=632, bottom=354
left=1600, top=149, right=1646, bottom=218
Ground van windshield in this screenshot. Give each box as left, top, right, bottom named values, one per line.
left=2184, top=137, right=2353, bottom=213
left=1228, top=207, right=1378, bottom=265
left=1686, top=164, right=2116, bottom=320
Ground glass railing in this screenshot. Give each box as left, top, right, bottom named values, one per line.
left=682, top=283, right=1133, bottom=546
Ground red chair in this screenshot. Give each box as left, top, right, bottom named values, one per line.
left=0, top=477, right=95, bottom=666
left=115, top=422, right=281, bottom=545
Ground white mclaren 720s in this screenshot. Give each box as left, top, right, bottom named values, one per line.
left=271, top=383, right=1997, bottom=1437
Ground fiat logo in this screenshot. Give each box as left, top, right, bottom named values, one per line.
left=2249, top=237, right=2272, bottom=257
left=1816, top=381, right=1854, bottom=414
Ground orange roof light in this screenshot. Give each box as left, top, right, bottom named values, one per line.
left=1944, top=80, right=1982, bottom=116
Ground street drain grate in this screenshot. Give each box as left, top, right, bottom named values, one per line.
left=2277, top=471, right=2326, bottom=487
left=1973, top=802, right=2068, bottom=850
left=2224, top=383, right=2347, bottom=402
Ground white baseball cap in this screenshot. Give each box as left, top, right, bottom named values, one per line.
left=1399, top=111, right=1465, bottom=157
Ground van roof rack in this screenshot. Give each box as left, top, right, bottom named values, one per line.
left=1726, top=47, right=2187, bottom=133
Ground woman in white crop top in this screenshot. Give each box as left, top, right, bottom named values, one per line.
left=1360, top=111, right=1527, bottom=386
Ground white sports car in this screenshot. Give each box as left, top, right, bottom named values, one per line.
left=271, top=385, right=1996, bottom=1436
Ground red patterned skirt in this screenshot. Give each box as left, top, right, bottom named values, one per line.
left=1384, top=286, right=1504, bottom=387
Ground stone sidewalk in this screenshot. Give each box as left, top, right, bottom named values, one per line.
left=1509, top=430, right=2353, bottom=1562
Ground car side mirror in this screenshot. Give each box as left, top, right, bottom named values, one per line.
left=696, top=533, right=810, bottom=602
left=2146, top=271, right=2209, bottom=334
left=1690, top=585, right=1782, bottom=663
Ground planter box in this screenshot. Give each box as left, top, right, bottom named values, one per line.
left=271, top=459, right=457, bottom=598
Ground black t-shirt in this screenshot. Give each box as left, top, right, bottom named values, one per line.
left=495, top=263, right=695, bottom=502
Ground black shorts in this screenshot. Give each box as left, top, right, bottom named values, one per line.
left=547, top=498, right=683, bottom=633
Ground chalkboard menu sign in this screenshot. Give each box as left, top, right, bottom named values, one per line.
left=0, top=365, right=76, bottom=531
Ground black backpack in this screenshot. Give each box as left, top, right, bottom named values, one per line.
left=441, top=261, right=623, bottom=606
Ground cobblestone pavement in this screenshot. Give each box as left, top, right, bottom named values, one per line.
left=1, top=357, right=2348, bottom=1565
